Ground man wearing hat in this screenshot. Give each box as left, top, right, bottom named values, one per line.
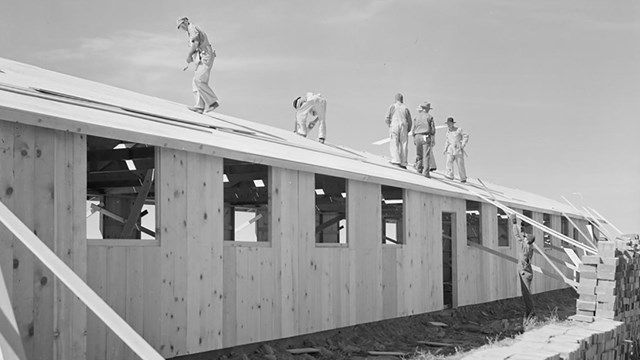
left=385, top=93, right=412, bottom=168
left=293, top=92, right=327, bottom=143
left=443, top=117, right=469, bottom=182
left=176, top=17, right=219, bottom=113
left=510, top=213, right=536, bottom=317
left=410, top=101, right=436, bottom=178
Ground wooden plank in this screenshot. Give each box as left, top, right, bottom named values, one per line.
left=0, top=201, right=164, bottom=359
left=222, top=245, right=237, bottom=348
left=298, top=171, right=316, bottom=333
left=124, top=247, right=143, bottom=360
left=11, top=123, right=35, bottom=360
left=159, top=149, right=189, bottom=357
left=142, top=246, right=161, bottom=350
left=32, top=127, right=55, bottom=360
left=87, top=239, right=160, bottom=247
left=0, top=251, right=27, bottom=360
left=185, top=151, right=217, bottom=352
left=348, top=180, right=382, bottom=324
left=105, top=247, right=127, bottom=360
left=61, top=130, right=88, bottom=360
left=86, top=248, right=107, bottom=360
left=381, top=247, right=397, bottom=319
left=0, top=119, right=16, bottom=332
left=260, top=247, right=276, bottom=341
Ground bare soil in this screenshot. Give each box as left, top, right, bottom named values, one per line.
left=173, top=288, right=577, bottom=360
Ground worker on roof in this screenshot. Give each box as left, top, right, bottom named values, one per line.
left=409, top=101, right=436, bottom=178
left=385, top=93, right=412, bottom=169
left=177, top=16, right=219, bottom=114
left=443, top=117, right=469, bottom=183
left=511, top=213, right=536, bottom=318
left=293, top=93, right=327, bottom=143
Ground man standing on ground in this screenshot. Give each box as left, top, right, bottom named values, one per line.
left=293, top=93, right=327, bottom=143
left=511, top=213, right=536, bottom=318
left=443, top=117, right=469, bottom=182
left=385, top=93, right=412, bottom=168
left=177, top=17, right=219, bottom=113
left=410, top=101, right=436, bottom=178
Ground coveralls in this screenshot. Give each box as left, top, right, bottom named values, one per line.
left=386, top=102, right=412, bottom=166
left=294, top=93, right=327, bottom=141
left=411, top=112, right=435, bottom=176
left=187, top=23, right=218, bottom=110
left=443, top=127, right=469, bottom=181
left=513, top=222, right=535, bottom=317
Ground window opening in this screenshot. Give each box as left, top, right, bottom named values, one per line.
left=561, top=217, right=569, bottom=237
left=543, top=213, right=552, bottom=248
left=522, top=210, right=533, bottom=234
left=466, top=200, right=482, bottom=244
left=315, top=174, right=347, bottom=244
left=497, top=208, right=509, bottom=247
left=223, top=159, right=269, bottom=242
left=382, top=185, right=404, bottom=244
left=86, top=136, right=156, bottom=240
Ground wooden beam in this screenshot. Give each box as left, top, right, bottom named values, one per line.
left=315, top=214, right=344, bottom=234
left=0, top=254, right=27, bottom=360
left=121, top=169, right=154, bottom=237
left=87, top=146, right=154, bottom=162
left=464, top=185, right=596, bottom=254
left=466, top=241, right=565, bottom=283
left=87, top=239, right=160, bottom=247
left=561, top=212, right=597, bottom=249
left=588, top=207, right=623, bottom=235
left=0, top=200, right=164, bottom=360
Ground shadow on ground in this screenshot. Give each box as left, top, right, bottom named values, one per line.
left=173, top=288, right=577, bottom=360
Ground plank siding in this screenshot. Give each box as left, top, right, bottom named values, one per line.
left=0, top=123, right=86, bottom=360
left=0, top=121, right=581, bottom=358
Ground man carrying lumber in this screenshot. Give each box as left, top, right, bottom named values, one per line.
left=385, top=93, right=412, bottom=169
left=511, top=213, right=536, bottom=317
left=293, top=92, right=327, bottom=143
left=177, top=17, right=220, bottom=113
left=410, top=101, right=436, bottom=178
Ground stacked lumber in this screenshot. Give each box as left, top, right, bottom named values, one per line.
left=461, top=319, right=625, bottom=360
left=571, top=236, right=640, bottom=357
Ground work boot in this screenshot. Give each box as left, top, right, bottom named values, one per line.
left=205, top=102, right=219, bottom=113
left=460, top=179, right=467, bottom=183
left=187, top=106, right=204, bottom=114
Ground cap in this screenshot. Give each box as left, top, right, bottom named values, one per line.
left=446, top=117, right=455, bottom=123
left=176, top=17, right=189, bottom=28
left=417, top=101, right=432, bottom=111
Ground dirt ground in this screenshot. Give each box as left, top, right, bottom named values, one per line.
left=174, top=288, right=577, bottom=360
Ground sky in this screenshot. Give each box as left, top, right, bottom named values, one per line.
left=1, top=0, right=639, bottom=233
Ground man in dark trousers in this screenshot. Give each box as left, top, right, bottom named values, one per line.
left=511, top=213, right=536, bottom=317
left=410, top=101, right=436, bottom=178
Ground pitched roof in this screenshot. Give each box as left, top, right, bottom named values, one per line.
left=0, top=57, right=581, bottom=217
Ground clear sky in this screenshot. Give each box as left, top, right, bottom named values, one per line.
left=1, top=0, right=638, bottom=233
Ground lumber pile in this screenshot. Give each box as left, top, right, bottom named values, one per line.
left=571, top=235, right=640, bottom=357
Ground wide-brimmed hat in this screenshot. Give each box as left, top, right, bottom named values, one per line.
left=417, top=101, right=432, bottom=111
left=176, top=16, right=189, bottom=28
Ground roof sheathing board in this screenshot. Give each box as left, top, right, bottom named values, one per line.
left=0, top=57, right=582, bottom=218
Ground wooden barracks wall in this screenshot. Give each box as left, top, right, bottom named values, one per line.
left=0, top=122, right=585, bottom=359
left=0, top=122, right=87, bottom=360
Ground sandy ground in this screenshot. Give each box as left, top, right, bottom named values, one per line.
left=173, top=288, right=577, bottom=360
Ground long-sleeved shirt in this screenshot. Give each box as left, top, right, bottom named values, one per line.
left=513, top=223, right=534, bottom=274
left=412, top=112, right=435, bottom=135
left=386, top=102, right=412, bottom=129
left=294, top=93, right=327, bottom=140
left=444, top=127, right=469, bottom=156
left=187, top=23, right=213, bottom=59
